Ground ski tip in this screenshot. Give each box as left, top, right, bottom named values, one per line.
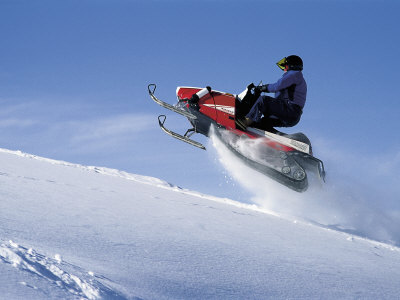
left=148, top=83, right=156, bottom=95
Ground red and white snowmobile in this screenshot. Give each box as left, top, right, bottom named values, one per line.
left=148, top=84, right=325, bottom=192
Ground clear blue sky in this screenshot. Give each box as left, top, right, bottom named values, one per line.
left=1, top=0, right=399, bottom=199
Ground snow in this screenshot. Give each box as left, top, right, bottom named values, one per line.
left=210, top=129, right=400, bottom=246
left=1, top=147, right=400, bottom=299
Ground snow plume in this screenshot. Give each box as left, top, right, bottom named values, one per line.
left=209, top=128, right=400, bottom=246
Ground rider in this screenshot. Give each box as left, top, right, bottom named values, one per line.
left=236, top=55, right=307, bottom=131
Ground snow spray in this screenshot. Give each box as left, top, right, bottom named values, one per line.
left=209, top=128, right=400, bottom=246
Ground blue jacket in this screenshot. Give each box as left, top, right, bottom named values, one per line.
left=267, top=70, right=307, bottom=108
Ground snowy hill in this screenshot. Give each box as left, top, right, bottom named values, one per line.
left=1, top=148, right=400, bottom=299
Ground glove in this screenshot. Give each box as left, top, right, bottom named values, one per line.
left=253, top=86, right=262, bottom=93
left=260, top=84, right=269, bottom=93
left=247, top=83, right=255, bottom=90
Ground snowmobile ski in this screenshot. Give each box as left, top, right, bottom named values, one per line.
left=158, top=115, right=206, bottom=150
left=148, top=84, right=197, bottom=120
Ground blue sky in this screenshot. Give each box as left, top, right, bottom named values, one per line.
left=1, top=0, right=399, bottom=199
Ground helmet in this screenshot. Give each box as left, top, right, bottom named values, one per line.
left=276, top=55, right=303, bottom=71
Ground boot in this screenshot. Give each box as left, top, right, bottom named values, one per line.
left=235, top=117, right=253, bottom=131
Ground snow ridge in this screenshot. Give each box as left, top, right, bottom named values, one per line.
left=3, top=147, right=400, bottom=251
left=0, top=240, right=125, bottom=300
left=2, top=147, right=399, bottom=250
left=0, top=147, right=280, bottom=217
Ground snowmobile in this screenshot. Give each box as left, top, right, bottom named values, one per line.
left=148, top=83, right=325, bottom=192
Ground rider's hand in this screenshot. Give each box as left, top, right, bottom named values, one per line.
left=260, top=84, right=269, bottom=93
left=253, top=86, right=262, bottom=93
left=247, top=83, right=255, bottom=90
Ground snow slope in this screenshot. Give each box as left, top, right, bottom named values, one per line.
left=1, top=147, right=400, bottom=299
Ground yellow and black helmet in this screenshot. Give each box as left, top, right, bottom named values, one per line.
left=276, top=55, right=303, bottom=71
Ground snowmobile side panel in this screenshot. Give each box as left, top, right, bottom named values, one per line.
left=199, top=93, right=236, bottom=129
left=176, top=87, right=202, bottom=101
left=177, top=86, right=236, bottom=130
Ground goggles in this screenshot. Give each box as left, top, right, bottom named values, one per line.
left=276, top=57, right=287, bottom=70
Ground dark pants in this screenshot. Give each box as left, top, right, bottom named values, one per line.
left=246, top=95, right=303, bottom=128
